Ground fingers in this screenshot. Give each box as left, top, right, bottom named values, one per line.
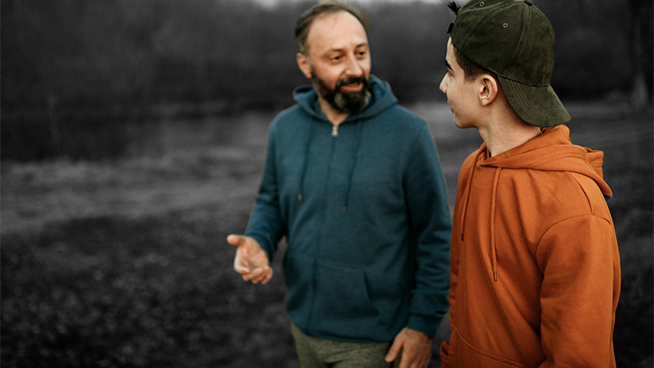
left=386, top=328, right=433, bottom=368
left=239, top=266, right=273, bottom=284
left=385, top=338, right=402, bottom=363
left=229, top=234, right=271, bottom=284
left=249, top=267, right=273, bottom=284
left=227, top=234, right=244, bottom=246
left=233, top=261, right=250, bottom=275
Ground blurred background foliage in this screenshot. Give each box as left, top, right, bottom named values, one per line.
left=1, top=1, right=652, bottom=367
left=1, top=0, right=652, bottom=161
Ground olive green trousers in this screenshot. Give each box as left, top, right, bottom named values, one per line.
left=290, top=323, right=401, bottom=368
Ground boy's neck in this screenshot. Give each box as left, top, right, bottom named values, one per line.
left=479, top=110, right=543, bottom=157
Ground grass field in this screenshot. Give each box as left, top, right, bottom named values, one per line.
left=1, top=102, right=652, bottom=367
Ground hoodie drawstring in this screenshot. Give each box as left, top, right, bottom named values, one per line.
left=342, top=119, right=362, bottom=213
left=489, top=167, right=502, bottom=282
left=298, top=122, right=314, bottom=202
left=459, top=150, right=483, bottom=241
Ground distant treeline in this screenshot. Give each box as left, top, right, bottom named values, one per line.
left=1, top=0, right=652, bottom=160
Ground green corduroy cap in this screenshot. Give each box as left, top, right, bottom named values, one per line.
left=448, top=0, right=570, bottom=127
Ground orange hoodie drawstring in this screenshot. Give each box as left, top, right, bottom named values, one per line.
left=489, top=167, right=502, bottom=282
left=460, top=150, right=484, bottom=241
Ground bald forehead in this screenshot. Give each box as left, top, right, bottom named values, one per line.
left=305, top=11, right=367, bottom=54
left=311, top=10, right=359, bottom=27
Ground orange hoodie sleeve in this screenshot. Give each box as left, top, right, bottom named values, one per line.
left=536, top=214, right=620, bottom=367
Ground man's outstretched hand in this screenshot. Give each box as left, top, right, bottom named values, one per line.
left=228, top=234, right=273, bottom=284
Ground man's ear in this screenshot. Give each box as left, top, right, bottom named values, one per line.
left=478, top=74, right=499, bottom=106
left=297, top=53, right=312, bottom=79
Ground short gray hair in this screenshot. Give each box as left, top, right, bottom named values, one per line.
left=294, top=1, right=371, bottom=55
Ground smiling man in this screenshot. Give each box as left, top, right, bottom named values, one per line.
left=227, top=1, right=452, bottom=367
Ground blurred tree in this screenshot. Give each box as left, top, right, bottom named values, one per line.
left=627, top=0, right=653, bottom=109
left=1, top=0, right=651, bottom=161
left=365, top=2, right=451, bottom=102
left=538, top=0, right=652, bottom=102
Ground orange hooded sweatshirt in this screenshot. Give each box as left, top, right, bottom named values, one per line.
left=440, top=126, right=621, bottom=368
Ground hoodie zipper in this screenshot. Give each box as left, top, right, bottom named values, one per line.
left=307, top=124, right=338, bottom=332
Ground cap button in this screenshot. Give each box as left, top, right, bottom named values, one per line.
left=524, top=0, right=533, bottom=5
left=479, top=1, right=485, bottom=6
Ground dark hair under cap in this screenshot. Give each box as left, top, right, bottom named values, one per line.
left=295, top=1, right=371, bottom=55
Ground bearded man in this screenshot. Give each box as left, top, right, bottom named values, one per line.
left=228, top=2, right=452, bottom=367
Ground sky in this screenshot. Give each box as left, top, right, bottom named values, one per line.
left=251, top=0, right=445, bottom=9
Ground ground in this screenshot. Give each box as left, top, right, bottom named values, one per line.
left=1, top=102, right=652, bottom=367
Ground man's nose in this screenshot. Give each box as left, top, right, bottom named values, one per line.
left=345, top=55, right=363, bottom=77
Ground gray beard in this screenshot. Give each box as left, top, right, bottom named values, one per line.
left=311, top=73, right=371, bottom=114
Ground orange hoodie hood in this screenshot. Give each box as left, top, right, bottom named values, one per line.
left=456, top=125, right=612, bottom=280
left=478, top=125, right=611, bottom=196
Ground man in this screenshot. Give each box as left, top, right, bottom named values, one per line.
left=227, top=2, right=452, bottom=367
left=438, top=1, right=621, bottom=367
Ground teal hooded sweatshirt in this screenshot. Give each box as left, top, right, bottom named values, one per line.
left=246, top=75, right=451, bottom=342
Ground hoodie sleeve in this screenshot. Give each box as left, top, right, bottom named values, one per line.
left=403, top=124, right=452, bottom=337
left=536, top=214, right=620, bottom=367
left=245, top=122, right=286, bottom=261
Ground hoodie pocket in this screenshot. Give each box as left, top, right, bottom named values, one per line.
left=449, top=325, right=524, bottom=368
left=284, top=253, right=315, bottom=325
left=312, top=261, right=380, bottom=340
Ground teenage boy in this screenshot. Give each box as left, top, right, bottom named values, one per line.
left=438, top=1, right=621, bottom=367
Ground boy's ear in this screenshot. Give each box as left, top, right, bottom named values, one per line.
left=478, top=74, right=499, bottom=106
left=297, top=53, right=312, bottom=79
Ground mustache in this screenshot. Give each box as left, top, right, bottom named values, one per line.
left=336, top=76, right=367, bottom=90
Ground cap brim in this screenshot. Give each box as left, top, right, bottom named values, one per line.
left=498, top=77, right=571, bottom=127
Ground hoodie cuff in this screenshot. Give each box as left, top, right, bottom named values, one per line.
left=406, top=314, right=442, bottom=338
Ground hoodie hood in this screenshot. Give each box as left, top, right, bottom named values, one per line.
left=479, top=125, right=611, bottom=197
left=457, top=125, right=612, bottom=282
left=292, top=75, right=399, bottom=213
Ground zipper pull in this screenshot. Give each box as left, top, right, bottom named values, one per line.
left=332, top=125, right=339, bottom=137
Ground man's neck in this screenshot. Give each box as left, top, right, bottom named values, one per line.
left=318, top=97, right=349, bottom=126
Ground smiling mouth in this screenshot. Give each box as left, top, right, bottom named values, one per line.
left=340, top=82, right=363, bottom=93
